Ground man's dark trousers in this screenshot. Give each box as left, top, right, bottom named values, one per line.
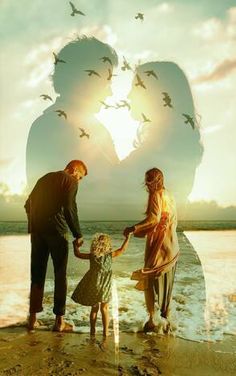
left=30, top=232, right=69, bottom=316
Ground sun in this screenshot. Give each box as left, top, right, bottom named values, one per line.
left=95, top=70, right=140, bottom=160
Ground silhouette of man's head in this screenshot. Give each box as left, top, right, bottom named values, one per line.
left=52, top=36, right=118, bottom=113
left=127, top=61, right=203, bottom=206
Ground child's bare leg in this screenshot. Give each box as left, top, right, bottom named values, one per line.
left=90, top=304, right=99, bottom=336
left=100, top=302, right=109, bottom=337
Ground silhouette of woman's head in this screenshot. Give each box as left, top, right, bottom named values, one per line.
left=128, top=61, right=203, bottom=206
left=52, top=36, right=118, bottom=112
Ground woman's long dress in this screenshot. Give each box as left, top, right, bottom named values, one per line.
left=131, top=188, right=179, bottom=317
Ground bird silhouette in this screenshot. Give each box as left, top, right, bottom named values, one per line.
left=135, top=74, right=146, bottom=89
left=53, top=52, right=66, bottom=65
left=115, top=100, right=131, bottom=110
left=141, top=113, right=151, bottom=123
left=100, top=101, right=115, bottom=109
left=55, top=110, right=67, bottom=119
left=79, top=127, right=89, bottom=139
left=84, top=70, right=101, bottom=77
left=144, top=70, right=158, bottom=79
left=135, top=13, right=144, bottom=21
left=40, top=94, right=53, bottom=102
left=69, top=2, right=85, bottom=16
left=107, top=68, right=117, bottom=81
left=100, top=56, right=113, bottom=65
left=162, top=92, right=173, bottom=108
left=121, top=56, right=132, bottom=71
left=182, top=114, right=195, bottom=129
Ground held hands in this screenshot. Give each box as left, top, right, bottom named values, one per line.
left=73, top=237, right=83, bottom=258
left=123, top=226, right=135, bottom=237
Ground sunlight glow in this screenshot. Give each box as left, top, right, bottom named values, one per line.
left=95, top=70, right=139, bottom=160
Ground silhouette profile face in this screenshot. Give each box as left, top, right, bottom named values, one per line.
left=125, top=61, right=203, bottom=206
left=52, top=36, right=118, bottom=114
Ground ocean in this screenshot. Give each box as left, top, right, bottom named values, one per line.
left=0, top=221, right=236, bottom=343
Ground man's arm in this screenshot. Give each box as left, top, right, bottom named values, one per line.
left=63, top=180, right=83, bottom=241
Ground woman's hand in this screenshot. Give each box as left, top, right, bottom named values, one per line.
left=123, top=226, right=135, bottom=237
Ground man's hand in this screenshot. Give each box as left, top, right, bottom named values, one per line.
left=74, top=237, right=84, bottom=247
left=123, top=226, right=135, bottom=237
left=73, top=237, right=83, bottom=258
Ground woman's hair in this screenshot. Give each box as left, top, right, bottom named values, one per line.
left=90, top=233, right=112, bottom=257
left=145, top=168, right=164, bottom=193
left=144, top=168, right=164, bottom=215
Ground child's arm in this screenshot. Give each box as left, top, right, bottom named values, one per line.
left=112, top=233, right=132, bottom=258
left=73, top=241, right=90, bottom=259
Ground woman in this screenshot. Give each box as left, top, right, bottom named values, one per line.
left=124, top=168, right=179, bottom=332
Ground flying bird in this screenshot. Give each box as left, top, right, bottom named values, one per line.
left=141, top=113, right=151, bottom=123
left=121, top=56, right=132, bottom=71
left=100, top=56, right=113, bottom=65
left=40, top=94, right=53, bottom=102
left=100, top=101, right=115, bottom=109
left=115, top=100, right=131, bottom=110
left=135, top=74, right=146, bottom=89
left=182, top=114, right=195, bottom=129
left=69, top=2, right=85, bottom=16
left=135, top=13, right=144, bottom=21
left=55, top=110, right=67, bottom=119
left=84, top=70, right=101, bottom=77
left=79, top=127, right=89, bottom=139
left=107, top=68, right=117, bottom=80
left=144, top=70, right=158, bottom=79
left=53, top=52, right=66, bottom=65
left=162, top=92, right=173, bottom=108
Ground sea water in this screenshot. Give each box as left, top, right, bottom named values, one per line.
left=0, top=221, right=236, bottom=342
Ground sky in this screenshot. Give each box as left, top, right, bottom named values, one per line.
left=0, top=0, right=236, bottom=219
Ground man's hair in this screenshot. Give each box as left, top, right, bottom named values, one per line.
left=65, top=160, right=88, bottom=175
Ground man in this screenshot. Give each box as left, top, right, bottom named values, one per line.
left=24, top=160, right=87, bottom=332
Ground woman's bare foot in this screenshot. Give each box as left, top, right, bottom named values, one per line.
left=143, top=319, right=156, bottom=333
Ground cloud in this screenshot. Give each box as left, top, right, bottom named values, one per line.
left=0, top=158, right=14, bottom=168
left=179, top=200, right=236, bottom=221
left=155, top=2, right=174, bottom=14
left=193, top=59, right=236, bottom=83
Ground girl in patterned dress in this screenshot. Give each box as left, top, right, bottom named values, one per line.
left=71, top=233, right=131, bottom=337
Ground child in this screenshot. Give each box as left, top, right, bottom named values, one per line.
left=71, top=233, right=131, bottom=337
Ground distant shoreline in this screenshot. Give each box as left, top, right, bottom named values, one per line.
left=0, top=220, right=236, bottom=235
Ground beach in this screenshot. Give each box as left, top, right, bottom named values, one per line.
left=1, top=328, right=236, bottom=375
left=0, top=221, right=236, bottom=374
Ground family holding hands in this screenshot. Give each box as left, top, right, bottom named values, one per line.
left=25, top=159, right=179, bottom=337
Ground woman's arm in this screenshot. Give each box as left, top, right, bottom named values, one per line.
left=112, top=234, right=131, bottom=258
left=124, top=192, right=162, bottom=237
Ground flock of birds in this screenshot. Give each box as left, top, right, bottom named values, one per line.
left=39, top=2, right=197, bottom=142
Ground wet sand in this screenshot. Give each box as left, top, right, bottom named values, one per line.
left=0, top=327, right=236, bottom=376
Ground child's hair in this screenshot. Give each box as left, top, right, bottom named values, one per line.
left=90, top=233, right=112, bottom=257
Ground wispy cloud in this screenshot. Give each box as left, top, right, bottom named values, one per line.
left=0, top=158, right=14, bottom=168
left=193, top=59, right=236, bottom=83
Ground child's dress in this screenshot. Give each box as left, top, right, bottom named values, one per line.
left=71, top=253, right=112, bottom=306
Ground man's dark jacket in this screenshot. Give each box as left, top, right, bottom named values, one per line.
left=24, top=170, right=82, bottom=238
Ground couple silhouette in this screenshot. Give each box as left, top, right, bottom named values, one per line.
left=26, top=36, right=202, bottom=218
left=26, top=35, right=206, bottom=336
